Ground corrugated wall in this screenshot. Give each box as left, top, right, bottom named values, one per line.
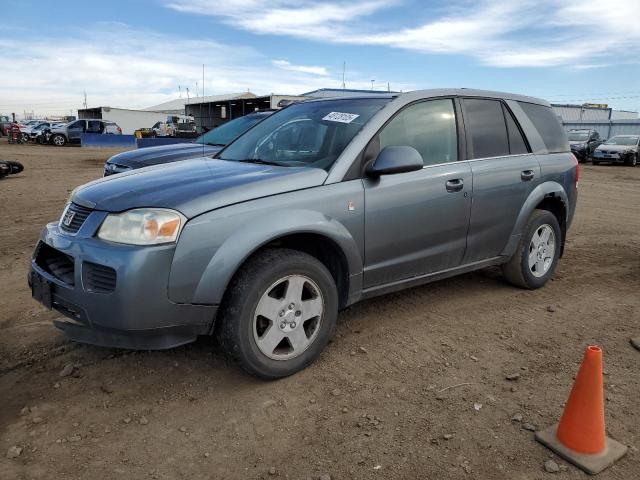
left=563, top=120, right=640, bottom=138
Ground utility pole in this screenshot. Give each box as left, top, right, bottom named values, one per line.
left=342, top=61, right=346, bottom=89
left=371, top=80, right=375, bottom=90
left=83, top=91, right=87, bottom=109
left=179, top=85, right=182, bottom=98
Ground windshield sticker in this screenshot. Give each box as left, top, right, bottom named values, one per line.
left=322, top=112, right=360, bottom=124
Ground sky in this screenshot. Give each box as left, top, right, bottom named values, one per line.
left=1, top=0, right=639, bottom=117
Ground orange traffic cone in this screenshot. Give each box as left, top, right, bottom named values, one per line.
left=535, top=346, right=628, bottom=474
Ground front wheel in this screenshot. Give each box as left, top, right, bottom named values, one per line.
left=502, top=209, right=562, bottom=289
left=625, top=154, right=638, bottom=167
left=217, top=248, right=338, bottom=379
left=51, top=134, right=66, bottom=146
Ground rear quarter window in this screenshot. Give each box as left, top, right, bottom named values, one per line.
left=517, top=102, right=568, bottom=153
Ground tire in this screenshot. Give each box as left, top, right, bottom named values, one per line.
left=502, top=209, right=562, bottom=289
left=625, top=154, right=638, bottom=167
left=52, top=134, right=66, bottom=146
left=217, top=248, right=338, bottom=379
left=592, top=160, right=599, bottom=166
left=5, top=161, right=24, bottom=174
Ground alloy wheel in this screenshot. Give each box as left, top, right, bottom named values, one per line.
left=253, top=275, right=324, bottom=361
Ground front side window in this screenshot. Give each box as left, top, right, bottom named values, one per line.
left=69, top=121, right=85, bottom=130
left=219, top=98, right=390, bottom=171
left=378, top=99, right=458, bottom=166
left=464, top=99, right=510, bottom=159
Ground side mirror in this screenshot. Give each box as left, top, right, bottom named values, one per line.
left=366, top=146, right=424, bottom=176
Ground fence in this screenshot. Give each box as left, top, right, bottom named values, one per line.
left=563, top=120, right=640, bottom=139
left=81, top=134, right=194, bottom=149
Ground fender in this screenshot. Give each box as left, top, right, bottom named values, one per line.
left=500, top=181, right=568, bottom=258
left=169, top=206, right=363, bottom=306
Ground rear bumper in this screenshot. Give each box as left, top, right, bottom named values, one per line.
left=30, top=221, right=217, bottom=350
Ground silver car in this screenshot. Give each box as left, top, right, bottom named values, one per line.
left=592, top=135, right=639, bottom=166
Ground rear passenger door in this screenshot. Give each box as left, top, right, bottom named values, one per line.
left=461, top=98, right=540, bottom=263
left=363, top=98, right=472, bottom=287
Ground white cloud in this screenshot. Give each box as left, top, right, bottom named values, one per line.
left=0, top=23, right=400, bottom=115
left=164, top=0, right=394, bottom=40
left=165, top=0, right=640, bottom=68
left=272, top=59, right=328, bottom=76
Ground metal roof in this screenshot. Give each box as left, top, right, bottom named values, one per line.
left=144, top=92, right=257, bottom=112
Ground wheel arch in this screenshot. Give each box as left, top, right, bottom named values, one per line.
left=175, top=209, right=363, bottom=311
left=501, top=182, right=569, bottom=258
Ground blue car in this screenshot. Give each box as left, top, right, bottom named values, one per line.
left=103, top=110, right=275, bottom=176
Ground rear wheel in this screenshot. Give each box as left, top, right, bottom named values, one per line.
left=217, top=248, right=338, bottom=379
left=52, top=134, right=66, bottom=146
left=502, top=209, right=561, bottom=289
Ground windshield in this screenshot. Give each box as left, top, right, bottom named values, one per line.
left=219, top=98, right=390, bottom=170
left=567, top=132, right=588, bottom=141
left=604, top=136, right=639, bottom=146
left=196, top=113, right=269, bottom=146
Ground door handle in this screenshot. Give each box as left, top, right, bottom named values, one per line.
left=445, top=178, right=464, bottom=193
left=521, top=169, right=535, bottom=181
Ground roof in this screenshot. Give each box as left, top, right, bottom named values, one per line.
left=303, top=88, right=399, bottom=97
left=303, top=88, right=549, bottom=106
left=144, top=92, right=257, bottom=111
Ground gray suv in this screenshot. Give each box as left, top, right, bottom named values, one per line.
left=29, top=89, right=578, bottom=378
left=50, top=119, right=122, bottom=146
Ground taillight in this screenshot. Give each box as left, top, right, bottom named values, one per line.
left=571, top=153, right=579, bottom=189
left=117, top=127, right=122, bottom=134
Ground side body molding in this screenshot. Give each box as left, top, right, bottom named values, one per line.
left=500, top=181, right=569, bottom=258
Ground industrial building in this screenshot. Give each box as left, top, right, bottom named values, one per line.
left=551, top=103, right=638, bottom=122
left=184, top=93, right=308, bottom=132
left=77, top=107, right=182, bottom=135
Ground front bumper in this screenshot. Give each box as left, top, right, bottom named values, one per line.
left=592, top=151, right=633, bottom=163
left=29, top=219, right=216, bottom=350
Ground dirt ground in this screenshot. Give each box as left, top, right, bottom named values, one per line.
left=0, top=142, right=638, bottom=480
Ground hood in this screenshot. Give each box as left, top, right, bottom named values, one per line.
left=596, top=144, right=637, bottom=152
left=106, top=142, right=222, bottom=169
left=72, top=158, right=328, bottom=218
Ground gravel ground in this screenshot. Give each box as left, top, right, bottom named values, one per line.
left=0, top=142, right=638, bottom=479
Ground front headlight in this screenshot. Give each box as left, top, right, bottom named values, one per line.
left=97, top=208, right=185, bottom=245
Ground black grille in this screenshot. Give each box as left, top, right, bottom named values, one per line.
left=35, top=242, right=75, bottom=285
left=83, top=261, right=117, bottom=293
left=60, top=203, right=93, bottom=234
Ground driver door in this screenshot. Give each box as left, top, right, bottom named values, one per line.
left=67, top=120, right=86, bottom=142
left=363, top=98, right=472, bottom=288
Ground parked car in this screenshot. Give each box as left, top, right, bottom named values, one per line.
left=592, top=135, right=639, bottom=166
left=103, top=110, right=274, bottom=176
left=50, top=119, right=122, bottom=146
left=0, top=115, right=12, bottom=136
left=567, top=129, right=602, bottom=163
left=22, top=121, right=53, bottom=142
left=30, top=89, right=577, bottom=378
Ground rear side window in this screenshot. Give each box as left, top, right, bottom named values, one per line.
left=463, top=99, right=509, bottom=159
left=517, top=102, right=568, bottom=153
left=503, top=105, right=529, bottom=155
left=379, top=98, right=458, bottom=166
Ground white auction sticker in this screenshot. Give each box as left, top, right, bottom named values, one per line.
left=322, top=112, right=360, bottom=124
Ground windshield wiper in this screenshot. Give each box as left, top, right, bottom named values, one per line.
left=235, top=158, right=287, bottom=167
left=205, top=142, right=226, bottom=147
